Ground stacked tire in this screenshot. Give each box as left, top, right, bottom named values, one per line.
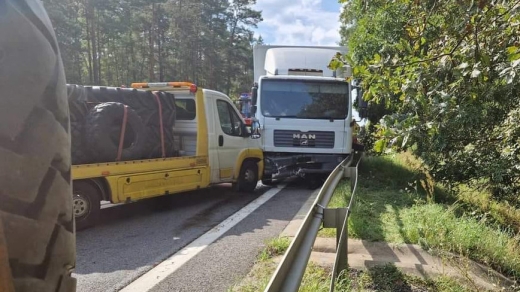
left=67, top=85, right=177, bottom=164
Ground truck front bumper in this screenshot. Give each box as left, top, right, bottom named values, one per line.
left=264, top=152, right=349, bottom=179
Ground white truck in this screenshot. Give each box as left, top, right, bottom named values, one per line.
left=250, top=45, right=358, bottom=185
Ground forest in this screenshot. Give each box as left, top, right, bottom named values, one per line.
left=43, top=0, right=520, bottom=204
left=42, top=0, right=262, bottom=97
left=338, top=0, right=520, bottom=205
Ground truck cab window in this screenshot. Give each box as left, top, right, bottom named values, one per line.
left=216, top=100, right=243, bottom=136
left=175, top=99, right=196, bottom=120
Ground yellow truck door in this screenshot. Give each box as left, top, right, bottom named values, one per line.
left=213, top=95, right=251, bottom=181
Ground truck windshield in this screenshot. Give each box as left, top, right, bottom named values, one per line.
left=260, top=79, right=349, bottom=119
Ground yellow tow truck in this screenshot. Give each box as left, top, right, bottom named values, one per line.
left=72, top=82, right=263, bottom=229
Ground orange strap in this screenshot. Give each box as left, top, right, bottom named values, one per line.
left=153, top=91, right=166, bottom=158
left=116, top=105, right=129, bottom=161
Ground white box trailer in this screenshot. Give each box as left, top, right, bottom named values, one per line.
left=253, top=45, right=348, bottom=82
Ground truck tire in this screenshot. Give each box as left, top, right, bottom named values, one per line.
left=68, top=85, right=90, bottom=164
left=83, top=87, right=177, bottom=127
left=144, top=125, right=176, bottom=158
left=70, top=121, right=89, bottom=164
left=237, top=161, right=259, bottom=193
left=73, top=181, right=101, bottom=230
left=0, top=1, right=76, bottom=291
left=85, top=102, right=147, bottom=162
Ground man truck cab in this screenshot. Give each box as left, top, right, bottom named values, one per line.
left=250, top=46, right=354, bottom=184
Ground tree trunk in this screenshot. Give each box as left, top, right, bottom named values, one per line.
left=85, top=0, right=93, bottom=83
left=95, top=11, right=102, bottom=84
left=148, top=3, right=156, bottom=81
left=90, top=3, right=99, bottom=84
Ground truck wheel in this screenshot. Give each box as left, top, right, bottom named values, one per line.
left=0, top=1, right=76, bottom=291
left=73, top=181, right=101, bottom=230
left=86, top=102, right=147, bottom=162
left=237, top=161, right=259, bottom=192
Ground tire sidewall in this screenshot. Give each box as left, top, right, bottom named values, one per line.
left=73, top=181, right=101, bottom=230
left=86, top=102, right=147, bottom=162
left=238, top=161, right=259, bottom=192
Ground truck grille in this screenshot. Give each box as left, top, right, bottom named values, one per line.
left=273, top=130, right=335, bottom=148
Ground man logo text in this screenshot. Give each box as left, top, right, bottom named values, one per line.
left=292, top=134, right=316, bottom=140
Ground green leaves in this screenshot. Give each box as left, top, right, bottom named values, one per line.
left=340, top=0, right=520, bottom=204
left=327, top=52, right=345, bottom=71
left=507, top=46, right=520, bottom=62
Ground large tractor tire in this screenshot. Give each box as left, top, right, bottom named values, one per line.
left=143, top=124, right=176, bottom=159
left=0, top=1, right=76, bottom=291
left=85, top=102, right=147, bottom=162
left=83, top=87, right=176, bottom=127
left=67, top=85, right=90, bottom=165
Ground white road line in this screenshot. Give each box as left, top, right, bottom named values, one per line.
left=120, top=184, right=287, bottom=292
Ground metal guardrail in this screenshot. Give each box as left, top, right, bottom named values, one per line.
left=265, top=153, right=363, bottom=292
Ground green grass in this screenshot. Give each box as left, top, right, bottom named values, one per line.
left=257, top=236, right=290, bottom=262
left=349, top=263, right=471, bottom=292
left=230, top=235, right=470, bottom=292
left=232, top=152, right=520, bottom=291
left=454, top=184, right=520, bottom=234
left=325, top=153, right=520, bottom=280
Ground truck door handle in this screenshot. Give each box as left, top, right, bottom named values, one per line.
left=218, top=135, right=224, bottom=147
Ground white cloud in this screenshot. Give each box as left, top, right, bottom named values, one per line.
left=253, top=0, right=341, bottom=46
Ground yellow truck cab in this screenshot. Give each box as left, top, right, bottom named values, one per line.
left=72, top=82, right=263, bottom=229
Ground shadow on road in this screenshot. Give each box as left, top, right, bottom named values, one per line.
left=74, top=179, right=315, bottom=279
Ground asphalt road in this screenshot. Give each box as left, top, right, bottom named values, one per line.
left=74, top=181, right=317, bottom=292
left=149, top=183, right=316, bottom=292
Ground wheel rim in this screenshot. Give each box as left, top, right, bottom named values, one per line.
left=73, top=193, right=90, bottom=218
left=244, top=169, right=256, bottom=183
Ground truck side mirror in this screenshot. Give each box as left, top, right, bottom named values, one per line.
left=356, top=87, right=368, bottom=119
left=251, top=105, right=257, bottom=116
left=250, top=120, right=261, bottom=139
left=251, top=85, right=258, bottom=105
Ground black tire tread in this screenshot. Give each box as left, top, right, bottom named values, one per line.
left=0, top=1, right=76, bottom=291
left=68, top=85, right=91, bottom=164
left=73, top=180, right=101, bottom=231
left=85, top=102, right=147, bottom=162
left=67, top=85, right=178, bottom=162
left=238, top=160, right=259, bottom=192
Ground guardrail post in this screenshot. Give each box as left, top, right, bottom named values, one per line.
left=336, top=211, right=348, bottom=273
left=265, top=155, right=359, bottom=292
left=323, top=208, right=347, bottom=247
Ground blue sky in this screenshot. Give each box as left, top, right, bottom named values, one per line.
left=253, top=0, right=342, bottom=46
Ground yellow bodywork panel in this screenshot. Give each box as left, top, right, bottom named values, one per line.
left=115, top=167, right=206, bottom=203
left=219, top=168, right=233, bottom=179
left=234, top=148, right=264, bottom=180
left=194, top=89, right=208, bottom=158
left=72, top=156, right=208, bottom=180
left=72, top=159, right=211, bottom=204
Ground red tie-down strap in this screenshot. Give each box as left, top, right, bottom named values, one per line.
left=153, top=91, right=166, bottom=158
left=116, top=105, right=129, bottom=161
